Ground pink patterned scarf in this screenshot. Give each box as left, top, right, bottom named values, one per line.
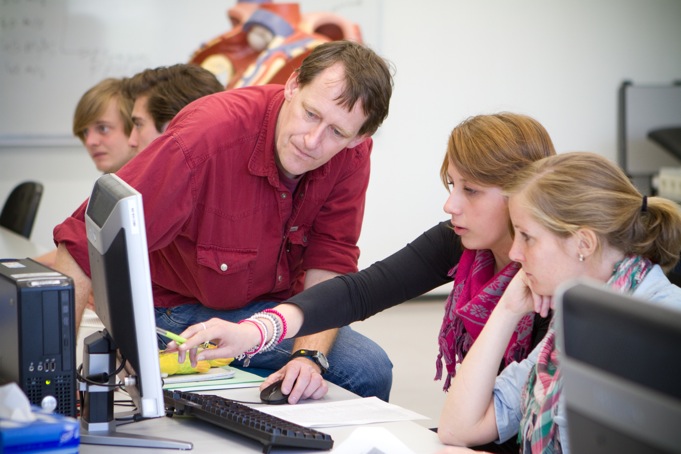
left=435, top=248, right=534, bottom=390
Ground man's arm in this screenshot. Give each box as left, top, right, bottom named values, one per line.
left=259, top=268, right=339, bottom=404
left=33, top=248, right=57, bottom=267
left=291, top=268, right=339, bottom=366
left=52, top=243, right=92, bottom=331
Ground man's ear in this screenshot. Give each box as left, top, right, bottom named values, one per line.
left=575, top=228, right=598, bottom=259
left=283, top=71, right=300, bottom=101
left=347, top=134, right=370, bottom=149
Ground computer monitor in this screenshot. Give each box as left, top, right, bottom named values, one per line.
left=81, top=173, right=190, bottom=449
left=556, top=280, right=681, bottom=454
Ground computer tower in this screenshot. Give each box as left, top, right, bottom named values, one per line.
left=0, top=258, right=77, bottom=417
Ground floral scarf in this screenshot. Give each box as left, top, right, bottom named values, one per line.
left=518, top=255, right=653, bottom=453
left=435, top=249, right=535, bottom=391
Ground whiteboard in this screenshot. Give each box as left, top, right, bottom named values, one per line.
left=0, top=0, right=382, bottom=146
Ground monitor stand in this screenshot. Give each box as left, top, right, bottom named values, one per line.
left=79, top=331, right=192, bottom=450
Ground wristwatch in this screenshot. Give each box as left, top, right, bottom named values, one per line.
left=289, top=349, right=329, bottom=374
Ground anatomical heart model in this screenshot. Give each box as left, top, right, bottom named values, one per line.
left=190, top=0, right=363, bottom=89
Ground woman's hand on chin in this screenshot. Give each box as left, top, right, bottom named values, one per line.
left=499, top=270, right=536, bottom=315
left=499, top=269, right=553, bottom=318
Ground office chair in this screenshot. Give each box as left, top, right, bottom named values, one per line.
left=0, top=181, right=44, bottom=239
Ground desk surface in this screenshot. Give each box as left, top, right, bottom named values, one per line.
left=80, top=384, right=445, bottom=453
left=0, top=225, right=48, bottom=259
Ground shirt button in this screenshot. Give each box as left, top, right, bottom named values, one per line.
left=220, top=263, right=228, bottom=272
left=278, top=275, right=283, bottom=282
left=281, top=193, right=287, bottom=199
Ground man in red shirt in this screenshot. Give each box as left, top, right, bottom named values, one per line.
left=52, top=41, right=395, bottom=402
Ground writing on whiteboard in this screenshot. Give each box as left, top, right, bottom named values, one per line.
left=1, top=0, right=151, bottom=80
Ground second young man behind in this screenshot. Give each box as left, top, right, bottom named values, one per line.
left=124, top=63, right=224, bottom=152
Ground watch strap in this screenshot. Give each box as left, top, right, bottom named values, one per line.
left=289, top=349, right=328, bottom=374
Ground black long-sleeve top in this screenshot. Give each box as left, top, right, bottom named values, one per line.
left=289, top=221, right=461, bottom=335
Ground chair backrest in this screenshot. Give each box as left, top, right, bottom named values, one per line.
left=0, top=181, right=44, bottom=239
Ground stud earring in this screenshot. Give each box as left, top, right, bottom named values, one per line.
left=578, top=254, right=585, bottom=262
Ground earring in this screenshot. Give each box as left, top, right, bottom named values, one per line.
left=578, top=254, right=585, bottom=262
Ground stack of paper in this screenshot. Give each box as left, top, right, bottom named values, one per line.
left=162, top=367, right=265, bottom=391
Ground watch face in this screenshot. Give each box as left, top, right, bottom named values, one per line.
left=316, top=352, right=329, bottom=370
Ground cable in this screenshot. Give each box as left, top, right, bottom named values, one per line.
left=75, top=355, right=128, bottom=388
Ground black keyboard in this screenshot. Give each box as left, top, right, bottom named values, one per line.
left=163, top=389, right=333, bottom=453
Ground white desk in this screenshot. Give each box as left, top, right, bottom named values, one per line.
left=80, top=383, right=445, bottom=453
left=0, top=225, right=48, bottom=258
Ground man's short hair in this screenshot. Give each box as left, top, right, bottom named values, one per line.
left=123, top=64, right=224, bottom=132
left=73, top=78, right=133, bottom=141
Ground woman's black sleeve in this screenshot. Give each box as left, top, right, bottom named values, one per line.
left=289, top=220, right=462, bottom=336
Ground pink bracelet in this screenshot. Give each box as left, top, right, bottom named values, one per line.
left=263, top=308, right=288, bottom=343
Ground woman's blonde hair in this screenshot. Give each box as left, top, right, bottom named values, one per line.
left=506, top=151, right=681, bottom=271
left=440, top=112, right=556, bottom=189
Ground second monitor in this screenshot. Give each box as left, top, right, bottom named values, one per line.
left=556, top=280, right=681, bottom=454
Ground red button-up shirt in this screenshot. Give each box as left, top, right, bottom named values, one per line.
left=54, top=85, right=372, bottom=310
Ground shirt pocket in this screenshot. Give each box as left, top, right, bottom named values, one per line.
left=196, top=246, right=258, bottom=307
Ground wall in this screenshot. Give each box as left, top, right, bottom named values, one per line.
left=1, top=1, right=680, bottom=291
left=363, top=0, right=681, bottom=276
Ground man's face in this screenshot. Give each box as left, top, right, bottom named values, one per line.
left=275, top=63, right=369, bottom=179
left=82, top=98, right=135, bottom=173
left=129, top=95, right=163, bottom=153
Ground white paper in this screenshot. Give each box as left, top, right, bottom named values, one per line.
left=334, top=427, right=417, bottom=454
left=256, top=396, right=428, bottom=427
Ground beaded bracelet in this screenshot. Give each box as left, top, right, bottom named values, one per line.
left=235, top=309, right=288, bottom=365
left=263, top=308, right=288, bottom=343
left=250, top=312, right=280, bottom=353
left=236, top=314, right=278, bottom=366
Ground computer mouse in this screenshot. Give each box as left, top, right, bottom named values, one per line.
left=260, top=379, right=290, bottom=405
